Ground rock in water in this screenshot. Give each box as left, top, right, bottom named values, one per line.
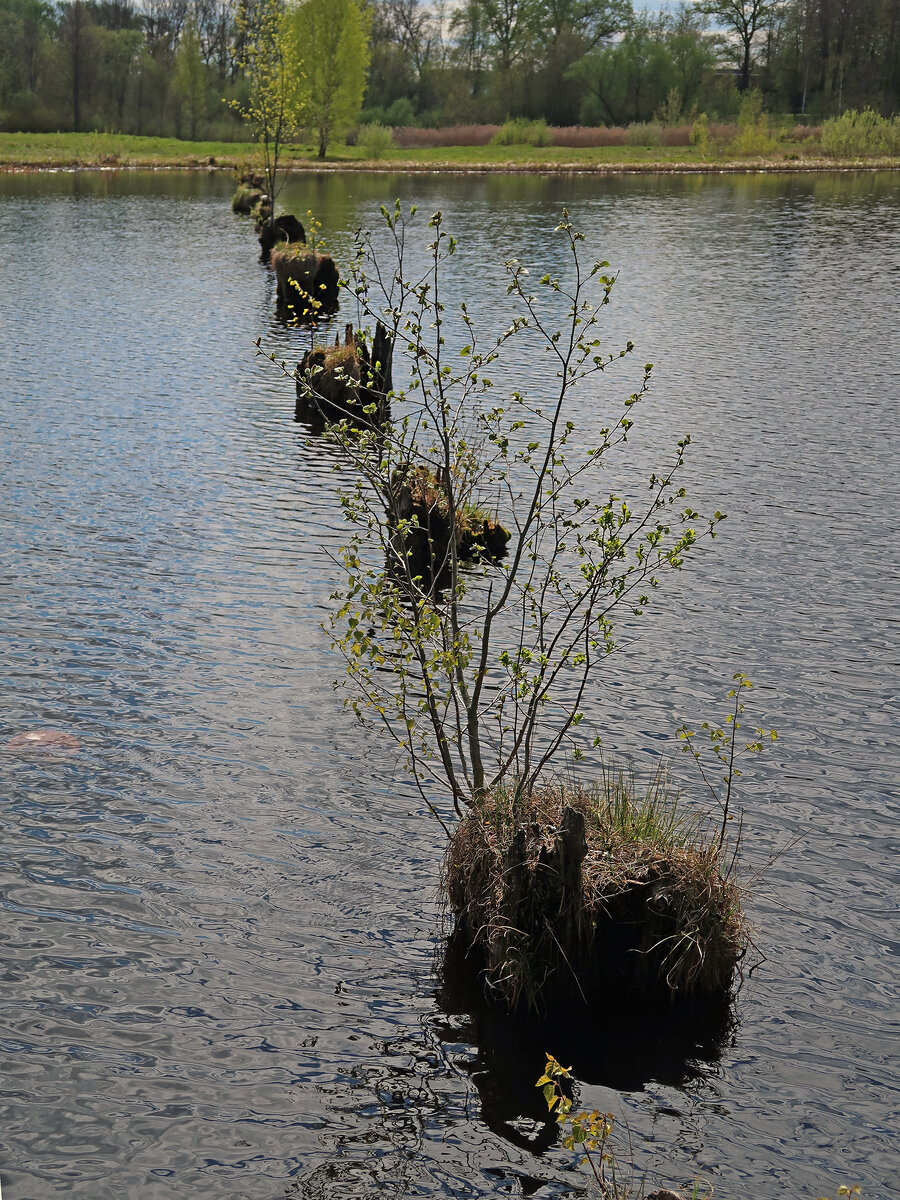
left=6, top=729, right=81, bottom=753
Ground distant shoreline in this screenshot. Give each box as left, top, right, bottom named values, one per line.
left=3, top=159, right=898, bottom=175
left=1, top=133, right=897, bottom=175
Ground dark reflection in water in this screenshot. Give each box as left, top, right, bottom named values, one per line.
left=0, top=169, right=898, bottom=1200
left=434, top=937, right=736, bottom=1151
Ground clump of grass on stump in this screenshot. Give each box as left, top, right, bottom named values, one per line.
left=232, top=184, right=264, bottom=214
left=270, top=241, right=339, bottom=318
left=443, top=767, right=749, bottom=1014
left=388, top=465, right=511, bottom=583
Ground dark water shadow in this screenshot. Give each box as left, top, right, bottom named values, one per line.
left=433, top=933, right=737, bottom=1153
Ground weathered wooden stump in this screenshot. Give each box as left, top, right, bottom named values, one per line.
left=295, top=322, right=393, bottom=428
left=443, top=785, right=748, bottom=1015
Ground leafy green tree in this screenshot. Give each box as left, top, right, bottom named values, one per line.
left=0, top=0, right=52, bottom=96
left=570, top=13, right=674, bottom=124
left=306, top=207, right=722, bottom=814
left=231, top=0, right=305, bottom=221
left=370, top=0, right=439, bottom=113
left=290, top=0, right=370, bottom=158
left=667, top=4, right=718, bottom=112
left=471, top=0, right=533, bottom=75
left=449, top=0, right=533, bottom=117
left=96, top=25, right=142, bottom=126
left=58, top=0, right=98, bottom=130
left=527, top=0, right=633, bottom=123
left=174, top=12, right=206, bottom=138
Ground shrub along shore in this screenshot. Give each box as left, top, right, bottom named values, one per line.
left=1, top=131, right=898, bottom=173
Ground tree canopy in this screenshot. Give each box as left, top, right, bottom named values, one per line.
left=290, top=0, right=370, bottom=158
left=0, top=0, right=896, bottom=140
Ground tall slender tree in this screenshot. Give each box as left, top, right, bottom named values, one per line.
left=290, top=0, right=370, bottom=158
left=59, top=0, right=97, bottom=130
left=232, top=0, right=305, bottom=220
left=700, top=0, right=777, bottom=91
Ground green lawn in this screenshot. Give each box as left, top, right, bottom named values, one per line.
left=1, top=130, right=897, bottom=172
left=0, top=131, right=253, bottom=166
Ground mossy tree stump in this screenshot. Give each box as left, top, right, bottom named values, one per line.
left=232, top=184, right=265, bottom=214
left=296, top=322, right=393, bottom=429
left=258, top=213, right=306, bottom=262
left=270, top=243, right=339, bottom=320
left=444, top=784, right=748, bottom=1015
left=385, top=465, right=511, bottom=587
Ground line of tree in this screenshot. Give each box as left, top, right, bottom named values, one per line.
left=1, top=0, right=896, bottom=139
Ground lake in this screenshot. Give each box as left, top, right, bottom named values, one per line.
left=0, top=167, right=897, bottom=1200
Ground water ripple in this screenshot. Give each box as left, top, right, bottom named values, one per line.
left=0, top=169, right=897, bottom=1199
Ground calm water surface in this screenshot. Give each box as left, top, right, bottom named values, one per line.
left=0, top=169, right=897, bottom=1199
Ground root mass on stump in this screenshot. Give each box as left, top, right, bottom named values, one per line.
left=443, top=783, right=748, bottom=1016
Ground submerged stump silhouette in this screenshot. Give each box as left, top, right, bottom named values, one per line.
left=6, top=729, right=81, bottom=754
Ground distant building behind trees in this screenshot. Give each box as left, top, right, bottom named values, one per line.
left=0, top=0, right=896, bottom=138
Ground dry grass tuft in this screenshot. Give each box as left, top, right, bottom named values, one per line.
left=443, top=771, right=749, bottom=1014
left=551, top=125, right=627, bottom=147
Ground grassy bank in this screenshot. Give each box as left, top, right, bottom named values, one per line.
left=1, top=131, right=898, bottom=173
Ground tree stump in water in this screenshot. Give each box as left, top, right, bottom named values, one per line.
left=258, top=213, right=306, bottom=262
left=384, top=464, right=511, bottom=587
left=444, top=785, right=748, bottom=1015
left=296, top=322, right=393, bottom=427
left=231, top=185, right=264, bottom=214
left=271, top=245, right=339, bottom=318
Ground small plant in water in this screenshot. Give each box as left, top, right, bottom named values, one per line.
left=317, top=204, right=724, bottom=818
left=266, top=205, right=769, bottom=1013
left=537, top=1054, right=629, bottom=1196
left=676, top=673, right=777, bottom=855
left=539, top=1055, right=722, bottom=1199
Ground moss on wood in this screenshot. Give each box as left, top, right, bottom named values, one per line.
left=231, top=184, right=264, bottom=214
left=270, top=242, right=339, bottom=318
left=443, top=777, right=748, bottom=1015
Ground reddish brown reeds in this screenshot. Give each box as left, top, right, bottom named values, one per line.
left=551, top=126, right=627, bottom=147
left=393, top=124, right=500, bottom=147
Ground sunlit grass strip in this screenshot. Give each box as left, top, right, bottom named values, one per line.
left=2, top=131, right=898, bottom=172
